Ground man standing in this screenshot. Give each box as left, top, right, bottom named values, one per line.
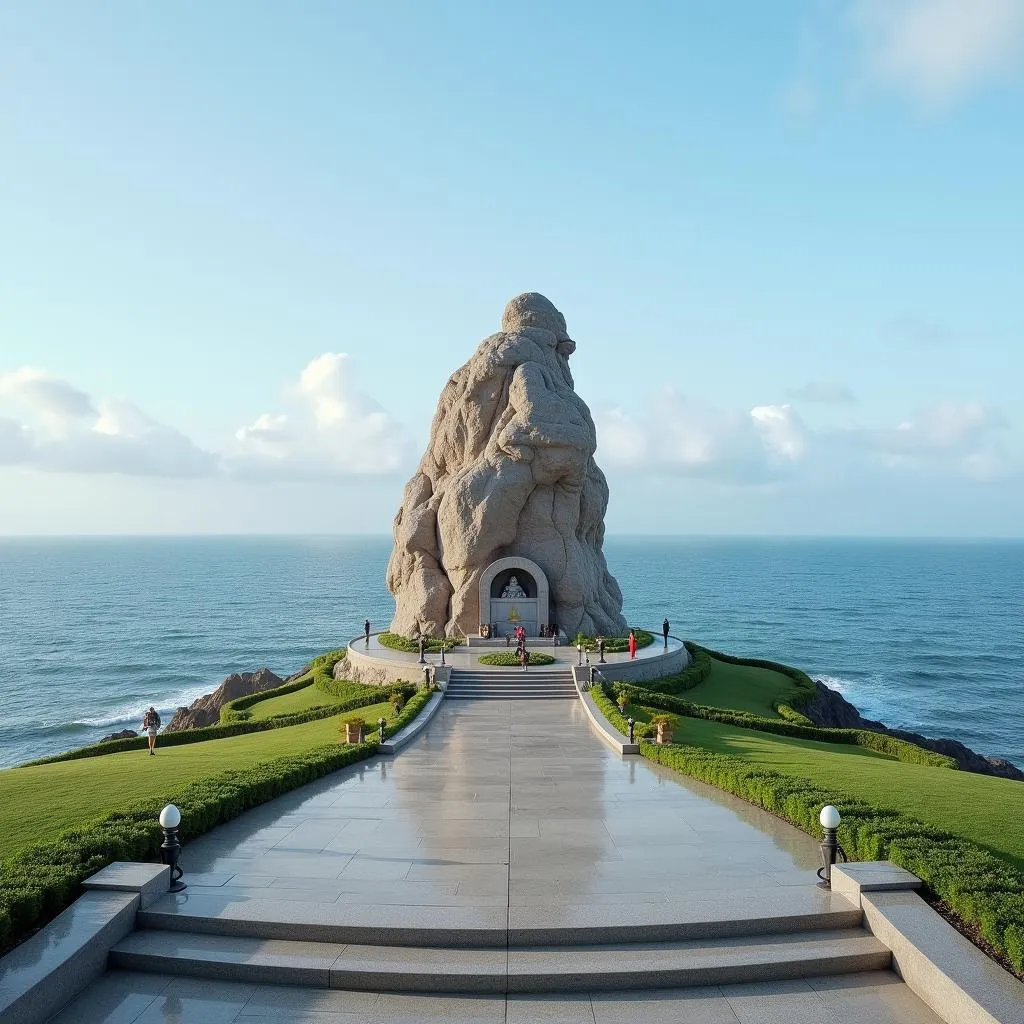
left=662, top=618, right=670, bottom=647
left=364, top=619, right=371, bottom=645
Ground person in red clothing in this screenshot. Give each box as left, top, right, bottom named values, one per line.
left=628, top=630, right=637, bottom=660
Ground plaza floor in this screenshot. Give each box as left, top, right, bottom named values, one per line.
left=48, top=701, right=943, bottom=1023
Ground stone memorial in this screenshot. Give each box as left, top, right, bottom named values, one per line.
left=386, top=292, right=627, bottom=638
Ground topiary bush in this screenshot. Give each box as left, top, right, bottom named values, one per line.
left=574, top=629, right=655, bottom=653
left=377, top=632, right=463, bottom=654
left=478, top=651, right=556, bottom=666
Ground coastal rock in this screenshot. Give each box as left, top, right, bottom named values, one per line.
left=101, top=728, right=138, bottom=743
left=805, top=679, right=1024, bottom=782
left=165, top=667, right=284, bottom=732
left=386, top=292, right=627, bottom=638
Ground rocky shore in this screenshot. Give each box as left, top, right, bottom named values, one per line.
left=804, top=679, right=1024, bottom=781
left=165, top=667, right=285, bottom=731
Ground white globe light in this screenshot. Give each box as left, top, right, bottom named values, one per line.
left=159, top=804, right=181, bottom=829
left=819, top=805, right=841, bottom=830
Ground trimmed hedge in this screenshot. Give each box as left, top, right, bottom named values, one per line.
left=640, top=741, right=1024, bottom=974
left=604, top=682, right=957, bottom=769
left=627, top=641, right=713, bottom=695
left=377, top=632, right=463, bottom=654
left=384, top=686, right=434, bottom=737
left=575, top=629, right=655, bottom=653
left=0, top=740, right=379, bottom=956
left=478, top=651, right=556, bottom=666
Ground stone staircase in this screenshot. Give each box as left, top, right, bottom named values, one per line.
left=109, top=890, right=889, bottom=994
left=445, top=667, right=578, bottom=700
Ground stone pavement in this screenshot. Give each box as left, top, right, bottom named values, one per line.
left=47, top=701, right=944, bottom=1022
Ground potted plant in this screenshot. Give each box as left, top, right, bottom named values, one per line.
left=650, top=714, right=675, bottom=744
left=616, top=692, right=630, bottom=714
left=342, top=716, right=366, bottom=744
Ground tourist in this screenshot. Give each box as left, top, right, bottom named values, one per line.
left=662, top=618, right=670, bottom=646
left=364, top=619, right=371, bottom=645
left=519, top=645, right=529, bottom=672
left=628, top=630, right=637, bottom=660
left=141, top=706, right=161, bottom=755
left=597, top=636, right=606, bottom=663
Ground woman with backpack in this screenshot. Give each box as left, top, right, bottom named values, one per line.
left=142, top=706, right=161, bottom=755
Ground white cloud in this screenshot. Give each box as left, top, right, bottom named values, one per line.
left=848, top=401, right=1010, bottom=478
left=850, top=0, right=1024, bottom=104
left=0, top=356, right=408, bottom=482
left=596, top=391, right=808, bottom=484
left=0, top=369, right=218, bottom=478
left=230, top=353, right=408, bottom=479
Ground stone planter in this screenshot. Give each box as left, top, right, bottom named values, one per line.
left=656, top=722, right=673, bottom=745
left=345, top=722, right=365, bottom=744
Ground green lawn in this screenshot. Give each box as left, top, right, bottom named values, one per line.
left=681, top=657, right=798, bottom=718
left=0, top=699, right=397, bottom=862
left=248, top=682, right=334, bottom=720
left=638, top=709, right=1024, bottom=872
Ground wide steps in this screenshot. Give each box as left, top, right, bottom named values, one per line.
left=137, top=888, right=862, bottom=947
left=110, top=927, right=890, bottom=993
left=447, top=669, right=577, bottom=700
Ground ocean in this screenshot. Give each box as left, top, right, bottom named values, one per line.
left=0, top=536, right=1021, bottom=770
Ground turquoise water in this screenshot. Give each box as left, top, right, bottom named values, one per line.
left=0, top=536, right=1021, bottom=769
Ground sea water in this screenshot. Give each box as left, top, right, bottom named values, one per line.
left=0, top=536, right=1021, bottom=769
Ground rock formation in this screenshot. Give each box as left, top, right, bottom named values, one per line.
left=804, top=679, right=1024, bottom=782
left=387, top=292, right=627, bottom=638
left=165, top=667, right=284, bottom=731
left=100, top=729, right=138, bottom=743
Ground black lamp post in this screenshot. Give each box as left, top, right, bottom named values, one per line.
left=440, top=642, right=446, bottom=666
left=159, top=804, right=187, bottom=893
left=816, top=805, right=847, bottom=889
left=598, top=638, right=606, bottom=664
left=378, top=717, right=386, bottom=743
left=417, top=635, right=426, bottom=664
left=627, top=717, right=635, bottom=744
left=577, top=643, right=583, bottom=666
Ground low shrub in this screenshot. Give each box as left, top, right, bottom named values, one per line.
left=631, top=642, right=714, bottom=694
left=0, top=740, right=378, bottom=955
left=220, top=674, right=317, bottom=724
left=574, top=629, right=655, bottom=653
left=640, top=741, right=1024, bottom=974
left=389, top=691, right=406, bottom=713
left=383, top=686, right=434, bottom=738
left=478, top=651, right=556, bottom=666
left=377, top=632, right=463, bottom=654
left=604, top=682, right=956, bottom=769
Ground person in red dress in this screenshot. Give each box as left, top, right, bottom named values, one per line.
left=628, top=630, right=637, bottom=660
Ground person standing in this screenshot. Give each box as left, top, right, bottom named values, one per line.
left=364, top=619, right=371, bottom=645
left=519, top=644, right=529, bottom=672
left=142, top=706, right=161, bottom=755
left=662, top=618, right=670, bottom=647
left=628, top=630, right=637, bottom=660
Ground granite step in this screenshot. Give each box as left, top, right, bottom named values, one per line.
left=109, top=927, right=890, bottom=993
left=137, top=888, right=862, bottom=947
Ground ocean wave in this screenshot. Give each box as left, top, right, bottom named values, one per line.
left=69, top=685, right=212, bottom=729
left=815, top=674, right=855, bottom=695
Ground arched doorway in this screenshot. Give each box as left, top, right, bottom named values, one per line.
left=478, top=556, right=550, bottom=638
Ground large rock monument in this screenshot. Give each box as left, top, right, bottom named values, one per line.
left=387, top=292, right=627, bottom=639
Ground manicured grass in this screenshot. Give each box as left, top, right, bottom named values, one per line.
left=247, top=679, right=373, bottom=720
left=0, top=701, right=400, bottom=863
left=681, top=657, right=799, bottom=718
left=638, top=710, right=1024, bottom=872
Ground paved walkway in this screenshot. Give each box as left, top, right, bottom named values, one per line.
left=49, top=701, right=943, bottom=1023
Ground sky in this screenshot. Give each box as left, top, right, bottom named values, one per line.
left=1, top=0, right=1022, bottom=536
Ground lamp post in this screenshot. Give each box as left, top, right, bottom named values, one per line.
left=627, top=717, right=635, bottom=744
left=440, top=642, right=446, bottom=667
left=417, top=635, right=426, bottom=664
left=378, top=717, right=386, bottom=743
left=816, top=805, right=847, bottom=889
left=598, top=637, right=606, bottom=664
left=159, top=804, right=187, bottom=893
left=577, top=643, right=583, bottom=666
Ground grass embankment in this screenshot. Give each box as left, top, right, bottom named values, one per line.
left=599, top=647, right=1024, bottom=973
left=0, top=698, right=402, bottom=863
left=0, top=651, right=438, bottom=953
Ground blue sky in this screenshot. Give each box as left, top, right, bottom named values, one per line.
left=1, top=0, right=1022, bottom=535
